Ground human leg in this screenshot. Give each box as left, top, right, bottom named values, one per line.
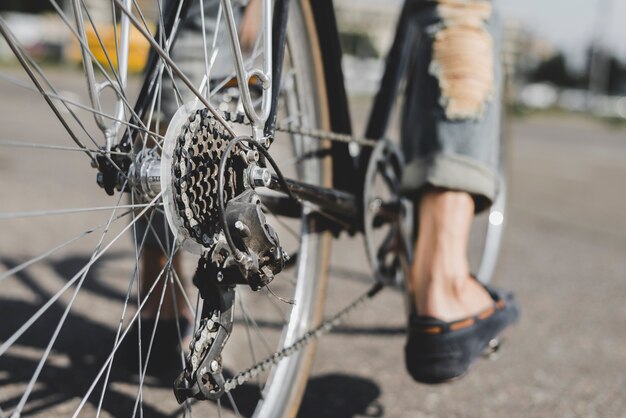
left=411, top=189, right=493, bottom=321
left=401, top=0, right=518, bottom=382
left=401, top=0, right=503, bottom=321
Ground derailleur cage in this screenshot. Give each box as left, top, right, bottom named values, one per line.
left=173, top=284, right=235, bottom=403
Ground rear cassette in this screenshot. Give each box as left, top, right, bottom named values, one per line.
left=161, top=103, right=245, bottom=253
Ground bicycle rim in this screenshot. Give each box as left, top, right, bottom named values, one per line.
left=0, top=0, right=330, bottom=416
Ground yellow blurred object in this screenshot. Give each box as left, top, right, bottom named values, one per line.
left=65, top=23, right=153, bottom=73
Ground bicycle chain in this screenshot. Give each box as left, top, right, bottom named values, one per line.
left=222, top=111, right=378, bottom=147
left=223, top=283, right=383, bottom=392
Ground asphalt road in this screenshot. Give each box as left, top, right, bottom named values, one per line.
left=1, top=68, right=626, bottom=417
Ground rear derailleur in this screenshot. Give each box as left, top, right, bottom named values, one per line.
left=165, top=106, right=288, bottom=402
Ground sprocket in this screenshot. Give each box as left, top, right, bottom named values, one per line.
left=161, top=103, right=246, bottom=253
left=362, top=139, right=413, bottom=286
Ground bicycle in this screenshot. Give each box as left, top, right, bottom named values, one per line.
left=0, top=0, right=507, bottom=416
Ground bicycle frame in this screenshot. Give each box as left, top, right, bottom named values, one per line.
left=220, top=0, right=273, bottom=142
left=111, top=0, right=418, bottom=232
left=71, top=0, right=132, bottom=153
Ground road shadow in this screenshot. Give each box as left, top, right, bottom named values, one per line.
left=1, top=254, right=385, bottom=417
left=0, top=254, right=185, bottom=417
left=215, top=373, right=383, bottom=418
left=299, top=374, right=383, bottom=418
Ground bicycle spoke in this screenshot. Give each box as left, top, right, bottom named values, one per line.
left=0, top=17, right=96, bottom=164
left=139, top=217, right=197, bottom=316
left=200, top=0, right=216, bottom=96
left=0, top=139, right=132, bottom=155
left=226, top=391, right=242, bottom=418
left=0, top=209, right=133, bottom=283
left=131, top=261, right=173, bottom=418
left=9, top=181, right=129, bottom=417
left=0, top=203, right=161, bottom=220
left=169, top=286, right=194, bottom=418
left=0, top=69, right=164, bottom=140
left=71, top=247, right=172, bottom=417
left=217, top=398, right=223, bottom=418
left=131, top=197, right=181, bottom=418
left=171, top=268, right=196, bottom=319
left=0, top=193, right=162, bottom=358
left=238, top=292, right=275, bottom=356
left=9, top=31, right=110, bottom=154
left=0, top=70, right=133, bottom=127
left=112, top=0, right=236, bottom=138
left=237, top=292, right=264, bottom=394
left=0, top=83, right=161, bottom=143
left=94, top=201, right=157, bottom=417
left=262, top=287, right=289, bottom=322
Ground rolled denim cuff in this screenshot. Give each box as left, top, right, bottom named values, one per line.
left=401, top=153, right=497, bottom=212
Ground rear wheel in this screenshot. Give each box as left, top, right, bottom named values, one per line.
left=0, top=1, right=330, bottom=417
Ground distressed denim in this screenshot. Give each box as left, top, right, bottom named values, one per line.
left=401, top=0, right=502, bottom=212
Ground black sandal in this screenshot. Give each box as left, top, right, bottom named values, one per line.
left=405, top=283, right=519, bottom=384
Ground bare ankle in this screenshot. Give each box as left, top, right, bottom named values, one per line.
left=414, top=269, right=467, bottom=309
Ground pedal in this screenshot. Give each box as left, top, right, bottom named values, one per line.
left=481, top=337, right=502, bottom=360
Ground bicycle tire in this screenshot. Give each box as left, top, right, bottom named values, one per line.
left=0, top=0, right=330, bottom=416
left=472, top=92, right=510, bottom=285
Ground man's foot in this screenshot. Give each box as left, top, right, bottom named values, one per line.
left=405, top=189, right=519, bottom=383
left=414, top=273, right=495, bottom=322
left=405, top=282, right=519, bottom=384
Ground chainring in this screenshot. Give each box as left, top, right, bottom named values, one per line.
left=363, top=139, right=413, bottom=286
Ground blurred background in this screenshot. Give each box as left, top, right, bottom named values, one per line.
left=1, top=0, right=625, bottom=417
left=4, top=0, right=626, bottom=117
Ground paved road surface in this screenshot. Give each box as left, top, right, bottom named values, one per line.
left=1, top=68, right=625, bottom=417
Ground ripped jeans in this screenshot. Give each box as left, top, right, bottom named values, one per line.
left=400, top=0, right=502, bottom=212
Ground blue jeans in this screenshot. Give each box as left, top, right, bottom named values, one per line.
left=400, top=0, right=502, bottom=212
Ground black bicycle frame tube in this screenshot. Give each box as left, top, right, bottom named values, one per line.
left=364, top=1, right=416, bottom=144
left=264, top=0, right=290, bottom=137
left=309, top=0, right=430, bottom=192
left=269, top=174, right=358, bottom=218
left=309, top=0, right=357, bottom=197
left=356, top=1, right=427, bottom=186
